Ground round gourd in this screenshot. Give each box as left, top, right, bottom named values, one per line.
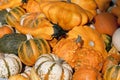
left=67, top=25, right=107, bottom=59
left=112, top=28, right=120, bottom=51
left=73, top=66, right=102, bottom=80
left=5, top=6, right=26, bottom=27
left=0, top=33, right=27, bottom=54
left=75, top=48, right=103, bottom=71
left=53, top=36, right=82, bottom=68
left=34, top=53, right=73, bottom=80
left=18, top=37, right=51, bottom=66
left=0, top=53, right=22, bottom=78
left=94, top=12, right=119, bottom=36
left=104, top=65, right=120, bottom=80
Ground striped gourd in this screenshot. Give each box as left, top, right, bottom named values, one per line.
left=104, top=65, right=120, bottom=80
left=0, top=53, right=22, bottom=78
left=34, top=53, right=73, bottom=80
left=18, top=38, right=51, bottom=66
left=5, top=6, right=26, bottom=27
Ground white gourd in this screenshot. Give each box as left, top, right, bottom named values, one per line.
left=0, top=53, right=22, bottom=78
left=112, top=28, right=120, bottom=51
left=34, top=53, right=73, bottom=80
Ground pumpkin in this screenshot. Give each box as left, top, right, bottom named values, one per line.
left=9, top=74, right=29, bottom=80
left=53, top=36, right=82, bottom=68
left=94, top=12, right=119, bottom=36
left=18, top=37, right=51, bottom=66
left=0, top=25, right=13, bottom=38
left=75, top=48, right=103, bottom=71
left=71, top=0, right=97, bottom=21
left=30, top=68, right=41, bottom=80
left=39, top=1, right=89, bottom=30
left=0, top=53, right=22, bottom=78
left=11, top=12, right=66, bottom=40
left=73, top=66, right=103, bottom=80
left=5, top=6, right=26, bottom=27
left=34, top=53, right=73, bottom=80
left=101, top=34, right=112, bottom=52
left=112, top=28, right=120, bottom=51
left=67, top=25, right=107, bottom=59
left=0, top=0, right=26, bottom=10
left=0, top=33, right=27, bottom=54
left=103, top=65, right=120, bottom=80
left=102, top=53, right=120, bottom=74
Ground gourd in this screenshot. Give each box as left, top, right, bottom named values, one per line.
left=0, top=53, right=22, bottom=78
left=67, top=25, right=107, bottom=59
left=94, top=12, right=119, bottom=36
left=0, top=9, right=8, bottom=24
left=0, top=33, right=27, bottom=54
left=104, top=65, right=120, bottom=80
left=11, top=12, right=66, bottom=40
left=75, top=48, right=103, bottom=71
left=34, top=53, right=73, bottom=80
left=101, top=34, right=112, bottom=52
left=39, top=1, right=89, bottom=30
left=73, top=66, right=103, bottom=80
left=53, top=36, right=82, bottom=68
left=5, top=6, right=26, bottom=27
left=0, top=0, right=27, bottom=10
left=18, top=37, right=51, bottom=66
left=9, top=74, right=29, bottom=80
left=0, top=25, right=14, bottom=38
left=112, top=28, right=120, bottom=51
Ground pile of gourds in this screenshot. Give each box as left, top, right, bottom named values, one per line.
left=0, top=0, right=120, bottom=80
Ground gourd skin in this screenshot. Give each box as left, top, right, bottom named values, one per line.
left=0, top=33, right=27, bottom=54
left=34, top=53, right=73, bottom=80
left=0, top=53, right=22, bottom=78
left=18, top=38, right=51, bottom=66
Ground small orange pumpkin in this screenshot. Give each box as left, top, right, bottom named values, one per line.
left=0, top=25, right=13, bottom=38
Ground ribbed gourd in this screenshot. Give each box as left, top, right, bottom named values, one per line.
left=0, top=53, right=22, bottom=78
left=5, top=6, right=26, bottom=27
left=18, top=37, right=51, bottom=66
left=34, top=53, right=73, bottom=80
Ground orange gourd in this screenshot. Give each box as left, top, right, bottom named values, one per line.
left=67, top=25, right=107, bottom=59
left=0, top=25, right=13, bottom=38
left=94, top=12, right=119, bottom=36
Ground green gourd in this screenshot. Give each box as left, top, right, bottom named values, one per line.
left=0, top=33, right=27, bottom=54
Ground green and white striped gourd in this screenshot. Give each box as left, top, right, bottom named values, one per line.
left=0, top=53, right=22, bottom=78
left=34, top=53, right=73, bottom=80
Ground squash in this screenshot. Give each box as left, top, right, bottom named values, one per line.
left=0, top=0, right=27, bottom=10
left=18, top=37, right=51, bottom=66
left=73, top=66, right=103, bottom=80
left=0, top=53, right=22, bottom=78
left=0, top=9, right=8, bottom=25
left=0, top=25, right=14, bottom=38
left=94, top=12, right=119, bottom=36
left=112, top=28, right=120, bottom=51
left=104, top=65, right=120, bottom=80
left=11, top=12, right=66, bottom=40
left=75, top=48, right=103, bottom=71
left=9, top=74, right=29, bottom=80
left=71, top=0, right=97, bottom=21
left=102, top=53, right=120, bottom=74
left=5, top=6, right=26, bottom=27
left=0, top=33, right=27, bottom=54
left=34, top=53, right=73, bottom=80
left=101, top=34, right=112, bottom=52
left=53, top=36, right=82, bottom=68
left=30, top=68, right=41, bottom=80
left=67, top=25, right=107, bottom=59
left=39, top=1, right=89, bottom=30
